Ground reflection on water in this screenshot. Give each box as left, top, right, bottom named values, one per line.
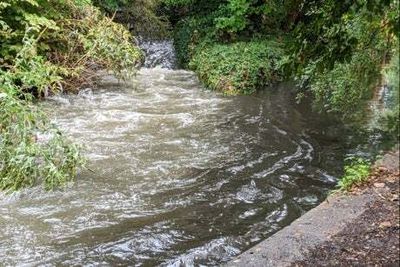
left=0, top=67, right=348, bottom=266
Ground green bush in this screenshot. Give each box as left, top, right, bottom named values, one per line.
left=289, top=0, right=398, bottom=122
left=0, top=0, right=142, bottom=191
left=0, top=0, right=143, bottom=91
left=337, top=158, right=371, bottom=191
left=190, top=39, right=285, bottom=95
left=0, top=77, right=85, bottom=191
left=309, top=49, right=381, bottom=120
left=215, top=0, right=251, bottom=34
left=173, top=14, right=219, bottom=67
left=94, top=0, right=171, bottom=39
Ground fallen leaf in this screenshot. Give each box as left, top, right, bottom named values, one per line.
left=378, top=166, right=387, bottom=172
left=379, top=221, right=391, bottom=228
left=373, top=182, right=385, bottom=188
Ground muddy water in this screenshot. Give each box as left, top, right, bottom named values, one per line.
left=0, top=67, right=348, bottom=266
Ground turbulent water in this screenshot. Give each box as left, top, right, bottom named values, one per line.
left=137, top=39, right=177, bottom=69
left=0, top=43, right=350, bottom=266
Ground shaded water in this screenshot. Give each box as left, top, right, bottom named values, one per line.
left=0, top=66, right=350, bottom=266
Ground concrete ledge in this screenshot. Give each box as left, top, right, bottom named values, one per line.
left=227, top=193, right=374, bottom=267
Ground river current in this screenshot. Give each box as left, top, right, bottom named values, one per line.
left=0, top=42, right=351, bottom=266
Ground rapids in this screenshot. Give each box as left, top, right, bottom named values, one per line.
left=0, top=41, right=351, bottom=266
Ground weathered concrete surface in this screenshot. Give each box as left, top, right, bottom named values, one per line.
left=227, top=150, right=399, bottom=267
left=227, top=193, right=374, bottom=267
left=376, top=149, right=399, bottom=172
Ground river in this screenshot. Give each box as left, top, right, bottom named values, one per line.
left=0, top=42, right=355, bottom=266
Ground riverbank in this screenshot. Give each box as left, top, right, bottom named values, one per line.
left=228, top=150, right=399, bottom=266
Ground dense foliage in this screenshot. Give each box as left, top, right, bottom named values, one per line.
left=93, top=0, right=170, bottom=38
left=379, top=49, right=400, bottom=139
left=0, top=0, right=142, bottom=191
left=169, top=1, right=288, bottom=95
left=291, top=1, right=398, bottom=119
left=190, top=39, right=285, bottom=95
left=163, top=0, right=399, bottom=123
left=0, top=89, right=84, bottom=191
left=1, top=0, right=143, bottom=92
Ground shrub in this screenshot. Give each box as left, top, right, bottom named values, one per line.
left=189, top=39, right=285, bottom=95
left=1, top=0, right=143, bottom=92
left=94, top=0, right=171, bottom=39
left=337, top=158, right=371, bottom=191
left=173, top=15, right=218, bottom=67
left=309, top=49, right=381, bottom=120
left=0, top=0, right=142, bottom=191
left=0, top=79, right=85, bottom=191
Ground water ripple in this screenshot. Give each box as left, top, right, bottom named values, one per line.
left=0, top=68, right=347, bottom=266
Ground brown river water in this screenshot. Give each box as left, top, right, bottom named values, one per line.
left=0, top=51, right=360, bottom=266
